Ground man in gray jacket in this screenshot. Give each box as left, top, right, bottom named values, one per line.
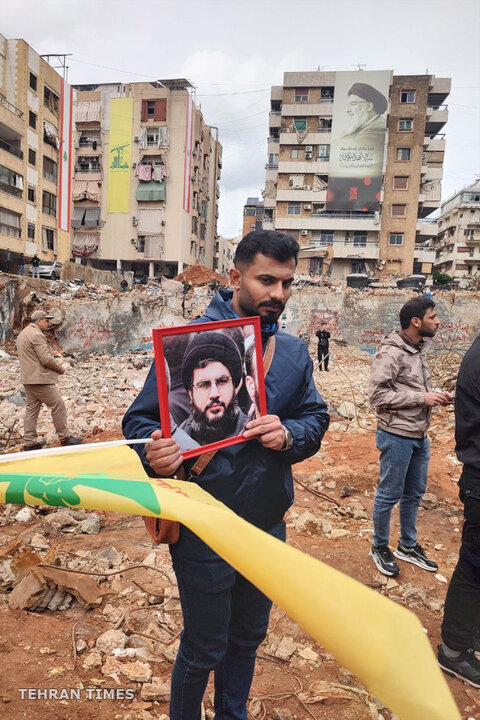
left=16, top=309, right=83, bottom=451
left=369, top=297, right=452, bottom=576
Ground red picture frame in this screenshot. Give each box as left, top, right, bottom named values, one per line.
left=152, top=317, right=267, bottom=460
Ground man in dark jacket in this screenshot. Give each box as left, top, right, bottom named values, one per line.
left=438, top=335, right=480, bottom=687
left=123, top=230, right=329, bottom=720
left=316, top=322, right=331, bottom=371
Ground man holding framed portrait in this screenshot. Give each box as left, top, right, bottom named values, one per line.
left=123, top=230, right=329, bottom=720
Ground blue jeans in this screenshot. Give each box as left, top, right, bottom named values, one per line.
left=372, top=429, right=430, bottom=548
left=169, top=521, right=286, bottom=720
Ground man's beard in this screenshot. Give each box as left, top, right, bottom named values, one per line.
left=419, top=328, right=436, bottom=338
left=239, top=299, right=285, bottom=327
left=346, top=106, right=371, bottom=134
left=189, top=397, right=241, bottom=444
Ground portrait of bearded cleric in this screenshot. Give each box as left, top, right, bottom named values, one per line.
left=153, top=318, right=266, bottom=459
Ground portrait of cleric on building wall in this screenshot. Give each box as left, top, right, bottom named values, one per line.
left=152, top=317, right=267, bottom=460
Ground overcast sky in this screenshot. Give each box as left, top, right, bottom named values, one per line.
left=3, top=0, right=480, bottom=237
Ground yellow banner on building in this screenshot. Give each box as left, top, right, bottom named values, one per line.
left=107, top=97, right=133, bottom=213
left=0, top=442, right=461, bottom=720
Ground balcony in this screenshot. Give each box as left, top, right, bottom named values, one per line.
left=265, top=162, right=278, bottom=170
left=0, top=180, right=22, bottom=198
left=423, top=135, right=446, bottom=153
left=0, top=137, right=23, bottom=160
left=281, top=103, right=333, bottom=116
left=269, top=113, right=281, bottom=128
left=276, top=189, right=327, bottom=202
left=425, top=105, right=448, bottom=135
left=0, top=96, right=23, bottom=119
left=299, top=240, right=379, bottom=260
left=278, top=160, right=329, bottom=174
left=275, top=212, right=379, bottom=232
left=280, top=131, right=332, bottom=145
left=414, top=245, right=436, bottom=263
left=416, top=219, right=438, bottom=238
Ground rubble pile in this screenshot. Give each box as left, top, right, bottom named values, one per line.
left=0, top=348, right=153, bottom=451
left=174, top=264, right=228, bottom=287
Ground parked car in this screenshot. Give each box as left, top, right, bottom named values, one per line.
left=29, top=261, right=63, bottom=280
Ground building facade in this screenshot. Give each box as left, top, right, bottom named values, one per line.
left=72, top=80, right=222, bottom=279
left=0, top=35, right=71, bottom=273
left=433, top=179, right=480, bottom=279
left=242, top=196, right=264, bottom=238
left=263, top=70, right=449, bottom=280
left=214, top=234, right=239, bottom=275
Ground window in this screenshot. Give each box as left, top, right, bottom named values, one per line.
left=191, top=216, right=198, bottom=234
left=389, top=233, right=404, bottom=245
left=29, top=111, right=37, bottom=130
left=0, top=165, right=23, bottom=197
left=42, top=226, right=55, bottom=251
left=244, top=207, right=255, bottom=216
left=398, top=118, right=413, bottom=131
left=0, top=207, right=21, bottom=238
left=351, top=260, right=366, bottom=274
left=393, top=176, right=409, bottom=190
left=391, top=204, right=406, bottom=217
left=468, top=265, right=473, bottom=275
left=320, top=87, right=334, bottom=99
left=136, top=236, right=145, bottom=252
left=318, top=117, right=332, bottom=131
left=42, top=190, right=57, bottom=217
left=320, top=232, right=334, bottom=245
left=353, top=233, right=367, bottom=247
left=413, top=261, right=423, bottom=274
left=396, top=147, right=411, bottom=161
left=295, top=88, right=309, bottom=103
left=400, top=90, right=416, bottom=103
left=268, top=153, right=278, bottom=165
left=28, top=186, right=36, bottom=203
left=293, top=117, right=306, bottom=132
left=465, top=229, right=475, bottom=239
left=29, top=73, right=37, bottom=92
left=141, top=99, right=167, bottom=122
left=317, top=144, right=330, bottom=160
left=469, top=247, right=474, bottom=257
left=44, top=86, right=59, bottom=116
left=287, top=203, right=301, bottom=215
left=291, top=148, right=299, bottom=159
left=27, top=223, right=35, bottom=240
left=43, top=157, right=58, bottom=183
left=28, top=148, right=36, bottom=166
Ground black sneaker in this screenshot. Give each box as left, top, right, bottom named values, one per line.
left=394, top=542, right=438, bottom=572
left=23, top=439, right=46, bottom=451
left=369, top=545, right=400, bottom=577
left=437, top=645, right=480, bottom=688
left=61, top=435, right=84, bottom=446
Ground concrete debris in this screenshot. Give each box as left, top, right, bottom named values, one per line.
left=95, top=629, right=128, bottom=654
left=82, top=651, right=103, bottom=669
left=79, top=514, right=102, bottom=534
left=292, top=511, right=321, bottom=534
left=102, top=656, right=152, bottom=683
left=14, top=507, right=36, bottom=523
left=140, top=677, right=170, bottom=702
left=9, top=564, right=109, bottom=611
left=273, top=709, right=296, bottom=720
left=275, top=636, right=298, bottom=660
left=337, top=401, right=356, bottom=420
left=30, top=534, right=50, bottom=550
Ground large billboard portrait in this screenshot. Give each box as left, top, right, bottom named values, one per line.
left=326, top=70, right=392, bottom=212
left=152, top=317, right=267, bottom=460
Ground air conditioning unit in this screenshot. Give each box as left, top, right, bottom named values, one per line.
left=374, top=211, right=380, bottom=225
left=301, top=230, right=308, bottom=236
left=251, top=224, right=256, bottom=230
left=132, top=217, right=138, bottom=226
left=305, top=152, right=313, bottom=159
left=304, top=204, right=312, bottom=210
left=281, top=127, right=290, bottom=133
left=133, top=136, right=139, bottom=143
left=305, top=146, right=313, bottom=152
left=303, top=185, right=312, bottom=191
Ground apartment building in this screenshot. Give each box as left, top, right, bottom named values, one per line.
left=264, top=70, right=450, bottom=280
left=433, top=179, right=480, bottom=278
left=0, top=35, right=71, bottom=273
left=242, top=196, right=264, bottom=237
left=72, top=80, right=222, bottom=278
left=213, top=234, right=239, bottom=275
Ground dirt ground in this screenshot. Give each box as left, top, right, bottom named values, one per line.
left=0, top=337, right=474, bottom=720
left=0, top=413, right=476, bottom=720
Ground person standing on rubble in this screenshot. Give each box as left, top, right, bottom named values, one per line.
left=437, top=334, right=480, bottom=687
left=16, top=309, right=83, bottom=451
left=369, top=297, right=452, bottom=577
left=316, top=322, right=331, bottom=371
left=31, top=253, right=40, bottom=279
left=123, top=229, right=329, bottom=720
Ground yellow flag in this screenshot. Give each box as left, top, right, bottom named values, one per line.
left=107, top=97, right=133, bottom=213
left=0, top=443, right=460, bottom=720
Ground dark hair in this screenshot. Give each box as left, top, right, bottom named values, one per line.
left=234, top=230, right=299, bottom=268
left=399, top=297, right=435, bottom=329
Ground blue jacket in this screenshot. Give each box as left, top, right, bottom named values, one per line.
left=122, top=289, right=329, bottom=530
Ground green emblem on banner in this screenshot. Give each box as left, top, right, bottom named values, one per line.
left=4, top=474, right=161, bottom=514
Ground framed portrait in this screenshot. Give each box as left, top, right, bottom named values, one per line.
left=152, top=317, right=267, bottom=460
